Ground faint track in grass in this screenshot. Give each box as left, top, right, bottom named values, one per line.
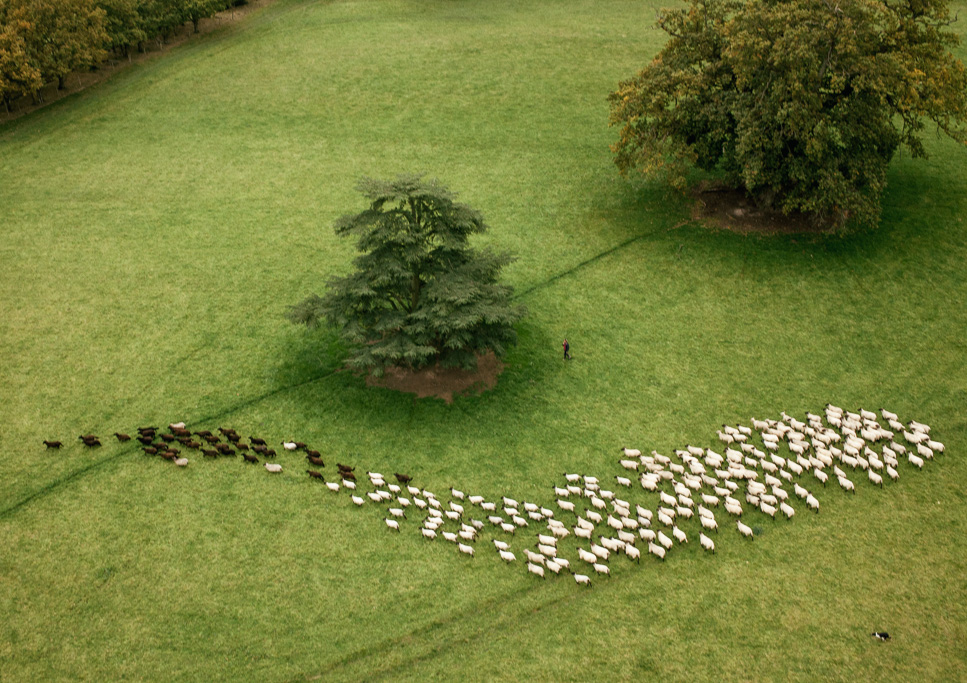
left=298, top=575, right=611, bottom=681
left=0, top=231, right=651, bottom=519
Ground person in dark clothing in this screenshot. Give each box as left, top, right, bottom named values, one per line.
left=562, top=338, right=571, bottom=360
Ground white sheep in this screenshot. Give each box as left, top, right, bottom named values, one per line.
left=779, top=502, right=795, bottom=519
left=593, top=563, right=610, bottom=576
left=326, top=482, right=340, bottom=493
left=384, top=518, right=400, bottom=532
left=264, top=463, right=282, bottom=473
left=500, top=523, right=516, bottom=534
left=868, top=470, right=883, bottom=487
left=760, top=502, right=777, bottom=518
left=672, top=526, right=687, bottom=544
left=837, top=475, right=856, bottom=494
left=699, top=516, right=718, bottom=532
left=737, top=521, right=754, bottom=539
left=421, top=528, right=437, bottom=540
left=492, top=539, right=510, bottom=551
left=656, top=531, right=673, bottom=550
left=578, top=547, right=597, bottom=565
left=523, top=549, right=545, bottom=565
left=699, top=533, right=715, bottom=553
left=639, top=528, right=656, bottom=542
left=574, top=573, right=592, bottom=586
left=806, top=494, right=819, bottom=513
left=527, top=562, right=545, bottom=579
left=625, top=544, right=641, bottom=562
left=648, top=542, right=666, bottom=561
left=590, top=543, right=610, bottom=561
left=586, top=510, right=603, bottom=524
left=174, top=458, right=189, bottom=467
left=538, top=543, right=557, bottom=558
left=498, top=550, right=516, bottom=563
left=457, top=543, right=474, bottom=558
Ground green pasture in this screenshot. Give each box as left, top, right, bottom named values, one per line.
left=1, top=0, right=966, bottom=679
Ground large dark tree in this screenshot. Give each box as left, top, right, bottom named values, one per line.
left=609, top=0, right=967, bottom=231
left=287, top=175, right=526, bottom=375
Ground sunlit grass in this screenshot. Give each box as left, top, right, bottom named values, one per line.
left=1, top=0, right=965, bottom=680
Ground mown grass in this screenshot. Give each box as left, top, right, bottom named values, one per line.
left=1, top=0, right=966, bottom=680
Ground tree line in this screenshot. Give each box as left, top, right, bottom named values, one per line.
left=0, top=0, right=246, bottom=111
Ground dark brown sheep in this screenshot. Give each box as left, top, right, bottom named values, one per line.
left=242, top=453, right=259, bottom=464
left=306, top=455, right=325, bottom=467
left=114, top=433, right=131, bottom=442
left=202, top=449, right=219, bottom=458
left=250, top=437, right=267, bottom=446
left=193, top=430, right=213, bottom=438
left=394, top=473, right=412, bottom=484
left=143, top=447, right=158, bottom=455
left=306, top=470, right=323, bottom=479
left=43, top=440, right=63, bottom=449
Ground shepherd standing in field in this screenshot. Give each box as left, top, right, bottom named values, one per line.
left=562, top=338, right=571, bottom=360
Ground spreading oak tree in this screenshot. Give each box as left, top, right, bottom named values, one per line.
left=609, top=0, right=967, bottom=231
left=287, top=176, right=526, bottom=375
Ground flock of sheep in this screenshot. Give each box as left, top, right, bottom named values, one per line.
left=338, top=404, right=943, bottom=586
left=50, top=404, right=943, bottom=587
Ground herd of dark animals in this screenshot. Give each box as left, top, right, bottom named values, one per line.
left=42, top=425, right=414, bottom=484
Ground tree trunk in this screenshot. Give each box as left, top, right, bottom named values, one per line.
left=57, top=74, right=66, bottom=90
left=410, top=275, right=422, bottom=311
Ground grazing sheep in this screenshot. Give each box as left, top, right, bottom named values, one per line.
left=592, top=563, right=610, bottom=576
left=574, top=573, right=592, bottom=586
left=457, top=543, right=475, bottom=558
left=326, top=482, right=340, bottom=493
left=527, top=563, right=546, bottom=579
left=737, top=521, right=754, bottom=539
left=625, top=544, right=641, bottom=562
left=779, top=502, right=795, bottom=519
left=648, top=542, right=666, bottom=561
left=421, top=528, right=437, bottom=540
left=672, top=526, right=687, bottom=544
left=700, top=515, right=718, bottom=532
left=499, top=550, right=516, bottom=563
left=578, top=548, right=598, bottom=565
left=575, top=526, right=593, bottom=540
left=868, top=470, right=883, bottom=487
left=263, top=463, right=282, bottom=473
left=837, top=475, right=856, bottom=494
left=806, top=494, right=819, bottom=513
left=43, top=440, right=63, bottom=449
left=384, top=518, right=400, bottom=532
left=813, top=469, right=828, bottom=486
left=500, top=523, right=516, bottom=534
left=538, top=543, right=558, bottom=558
left=656, top=531, right=673, bottom=550
left=886, top=465, right=899, bottom=481
left=699, top=533, right=715, bottom=553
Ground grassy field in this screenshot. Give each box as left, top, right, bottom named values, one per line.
left=2, top=0, right=966, bottom=680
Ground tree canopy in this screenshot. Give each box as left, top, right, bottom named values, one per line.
left=287, top=175, right=526, bottom=375
left=609, top=0, right=967, bottom=231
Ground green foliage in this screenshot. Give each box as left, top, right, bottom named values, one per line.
left=0, top=17, right=41, bottom=110
left=96, top=0, right=146, bottom=56
left=4, top=0, right=109, bottom=90
left=288, top=175, right=526, bottom=374
left=609, top=0, right=967, bottom=231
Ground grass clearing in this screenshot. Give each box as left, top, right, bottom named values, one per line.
left=1, top=0, right=966, bottom=680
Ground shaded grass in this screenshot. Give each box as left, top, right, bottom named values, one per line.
left=1, top=0, right=966, bottom=680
